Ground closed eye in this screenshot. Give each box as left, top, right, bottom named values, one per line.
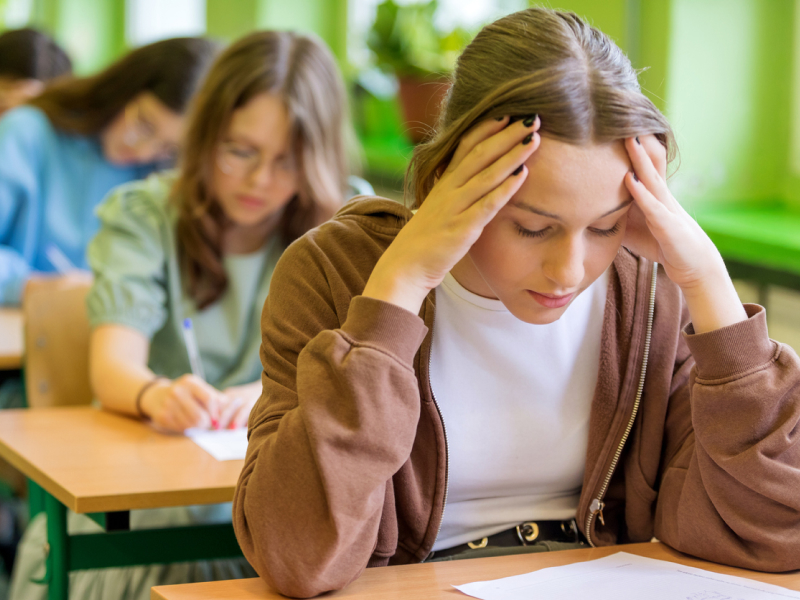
left=589, top=222, right=622, bottom=237
left=515, top=224, right=549, bottom=238
left=515, top=221, right=622, bottom=239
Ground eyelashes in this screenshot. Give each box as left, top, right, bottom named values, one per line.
left=592, top=222, right=622, bottom=238
left=515, top=222, right=622, bottom=239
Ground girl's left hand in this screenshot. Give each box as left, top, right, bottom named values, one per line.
left=218, top=385, right=259, bottom=430
left=623, top=135, right=747, bottom=333
left=622, top=135, right=722, bottom=290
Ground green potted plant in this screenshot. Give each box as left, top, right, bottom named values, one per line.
left=367, top=0, right=472, bottom=143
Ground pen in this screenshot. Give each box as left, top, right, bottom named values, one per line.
left=182, top=318, right=205, bottom=380
left=45, top=244, right=77, bottom=274
left=182, top=318, right=218, bottom=428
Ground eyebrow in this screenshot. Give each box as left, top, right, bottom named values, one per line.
left=511, top=198, right=634, bottom=221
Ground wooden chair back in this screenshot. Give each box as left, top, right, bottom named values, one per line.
left=23, top=277, right=94, bottom=408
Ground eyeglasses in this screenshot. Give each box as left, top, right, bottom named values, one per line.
left=123, top=102, right=178, bottom=163
left=216, top=141, right=297, bottom=180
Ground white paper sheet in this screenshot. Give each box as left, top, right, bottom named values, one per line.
left=454, top=552, right=800, bottom=600
left=185, top=428, right=248, bottom=461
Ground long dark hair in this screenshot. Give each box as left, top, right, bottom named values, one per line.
left=29, top=37, right=218, bottom=135
left=0, top=28, right=72, bottom=81
left=173, top=30, right=352, bottom=309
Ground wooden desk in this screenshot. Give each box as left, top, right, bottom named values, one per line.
left=151, top=541, right=800, bottom=599
left=0, top=406, right=245, bottom=600
left=0, top=308, right=23, bottom=370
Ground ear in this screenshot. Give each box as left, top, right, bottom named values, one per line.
left=640, top=134, right=667, bottom=179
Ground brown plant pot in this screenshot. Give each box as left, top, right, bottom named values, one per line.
left=397, top=74, right=450, bottom=144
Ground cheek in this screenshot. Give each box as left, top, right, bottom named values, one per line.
left=469, top=220, right=532, bottom=281
left=584, top=233, right=624, bottom=282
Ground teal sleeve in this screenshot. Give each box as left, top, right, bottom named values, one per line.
left=0, top=107, right=46, bottom=305
left=85, top=183, right=169, bottom=338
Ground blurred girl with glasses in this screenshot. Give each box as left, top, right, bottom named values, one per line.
left=0, top=37, right=218, bottom=306
left=9, top=30, right=365, bottom=600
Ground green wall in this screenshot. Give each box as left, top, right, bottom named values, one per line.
left=206, top=0, right=348, bottom=65
left=26, top=0, right=125, bottom=74
left=665, top=0, right=793, bottom=207
left=3, top=0, right=800, bottom=210
left=554, top=0, right=796, bottom=208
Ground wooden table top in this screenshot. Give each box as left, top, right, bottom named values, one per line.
left=151, top=541, right=800, bottom=599
left=0, top=406, right=243, bottom=513
left=0, top=308, right=23, bottom=370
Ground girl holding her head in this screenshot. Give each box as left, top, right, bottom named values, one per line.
left=234, top=7, right=800, bottom=598
left=0, top=36, right=217, bottom=305
left=10, top=30, right=359, bottom=600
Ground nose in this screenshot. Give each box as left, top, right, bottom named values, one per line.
left=542, top=233, right=585, bottom=291
left=248, top=159, right=273, bottom=188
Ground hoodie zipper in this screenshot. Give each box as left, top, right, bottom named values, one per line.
left=585, top=261, right=659, bottom=547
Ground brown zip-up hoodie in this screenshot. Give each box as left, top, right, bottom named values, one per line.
left=233, top=198, right=800, bottom=598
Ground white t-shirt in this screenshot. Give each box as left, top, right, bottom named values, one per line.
left=430, top=270, right=608, bottom=551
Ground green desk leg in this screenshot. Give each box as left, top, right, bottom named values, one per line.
left=44, top=492, right=68, bottom=600
left=28, top=478, right=45, bottom=519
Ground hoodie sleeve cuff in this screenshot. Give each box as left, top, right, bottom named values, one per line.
left=340, top=295, right=428, bottom=366
left=683, top=304, right=777, bottom=380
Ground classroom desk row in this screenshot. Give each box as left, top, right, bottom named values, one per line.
left=0, top=406, right=244, bottom=600
left=0, top=406, right=798, bottom=600
left=151, top=541, right=800, bottom=599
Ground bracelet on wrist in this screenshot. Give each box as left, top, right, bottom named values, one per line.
left=135, top=377, right=167, bottom=420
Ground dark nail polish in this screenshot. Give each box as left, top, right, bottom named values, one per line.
left=635, top=136, right=641, bottom=145
left=632, top=172, right=639, bottom=182
left=523, top=114, right=537, bottom=127
left=522, top=133, right=533, bottom=145
left=512, top=165, right=524, bottom=176
left=495, top=115, right=504, bottom=121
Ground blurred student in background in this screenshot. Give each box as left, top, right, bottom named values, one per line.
left=0, top=36, right=218, bottom=306
left=10, top=29, right=363, bottom=600
left=0, top=28, right=72, bottom=115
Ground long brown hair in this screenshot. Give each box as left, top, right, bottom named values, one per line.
left=29, top=37, right=218, bottom=135
left=173, top=30, right=352, bottom=309
left=408, top=7, right=676, bottom=206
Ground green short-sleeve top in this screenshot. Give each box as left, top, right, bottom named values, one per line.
left=86, top=172, right=285, bottom=389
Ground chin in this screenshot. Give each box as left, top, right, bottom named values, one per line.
left=509, top=305, right=568, bottom=325
left=228, top=210, right=274, bottom=227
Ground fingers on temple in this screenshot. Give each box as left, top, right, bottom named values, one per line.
left=464, top=164, right=529, bottom=225
left=447, top=116, right=509, bottom=174
left=639, top=134, right=668, bottom=177
left=457, top=131, right=539, bottom=211
left=626, top=137, right=672, bottom=206
left=450, top=117, right=540, bottom=190
left=625, top=172, right=673, bottom=234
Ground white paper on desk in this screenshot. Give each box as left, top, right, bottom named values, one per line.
left=454, top=552, right=800, bottom=600
left=185, top=428, right=248, bottom=461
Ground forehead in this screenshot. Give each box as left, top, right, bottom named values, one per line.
left=514, top=136, right=632, bottom=220
left=227, top=93, right=292, bottom=148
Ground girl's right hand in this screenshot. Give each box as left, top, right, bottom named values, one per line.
left=139, top=374, right=222, bottom=432
left=363, top=115, right=541, bottom=314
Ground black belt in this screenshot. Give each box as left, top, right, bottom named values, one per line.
left=431, top=518, right=583, bottom=560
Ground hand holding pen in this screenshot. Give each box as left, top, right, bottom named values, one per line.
left=135, top=319, right=222, bottom=433
left=138, top=374, right=223, bottom=432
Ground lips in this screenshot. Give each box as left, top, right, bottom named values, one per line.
left=527, top=290, right=575, bottom=309
left=236, top=194, right=266, bottom=209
